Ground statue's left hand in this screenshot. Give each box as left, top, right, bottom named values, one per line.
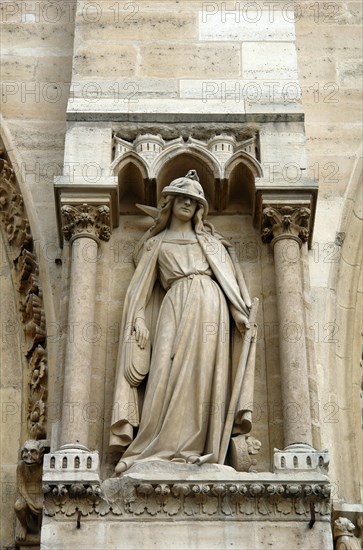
left=134, top=318, right=149, bottom=349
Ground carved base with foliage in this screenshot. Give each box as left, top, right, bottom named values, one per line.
left=43, top=466, right=331, bottom=522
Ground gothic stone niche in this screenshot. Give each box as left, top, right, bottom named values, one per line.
left=42, top=162, right=332, bottom=548
left=109, top=171, right=259, bottom=476
left=112, top=130, right=261, bottom=215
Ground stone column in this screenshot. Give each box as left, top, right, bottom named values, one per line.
left=58, top=202, right=111, bottom=450
left=42, top=182, right=118, bottom=495
left=254, top=187, right=329, bottom=472
left=262, top=205, right=312, bottom=448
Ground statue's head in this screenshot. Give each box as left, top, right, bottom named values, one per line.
left=133, top=170, right=210, bottom=263
left=20, top=440, right=45, bottom=465
left=334, top=517, right=356, bottom=537
left=161, top=170, right=208, bottom=217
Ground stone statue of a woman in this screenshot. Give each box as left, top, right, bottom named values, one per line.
left=110, top=171, right=257, bottom=474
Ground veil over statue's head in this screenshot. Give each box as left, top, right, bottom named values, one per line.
left=134, top=170, right=214, bottom=264
left=161, top=170, right=208, bottom=216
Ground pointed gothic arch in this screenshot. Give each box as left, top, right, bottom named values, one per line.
left=153, top=148, right=221, bottom=211
left=113, top=152, right=154, bottom=212
left=223, top=152, right=262, bottom=214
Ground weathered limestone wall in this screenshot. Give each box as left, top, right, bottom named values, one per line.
left=67, top=0, right=302, bottom=118
left=41, top=518, right=332, bottom=550
left=0, top=1, right=362, bottom=547
left=1, top=0, right=76, bottom=316
left=1, top=0, right=75, bottom=218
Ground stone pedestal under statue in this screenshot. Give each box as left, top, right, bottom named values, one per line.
left=41, top=462, right=332, bottom=550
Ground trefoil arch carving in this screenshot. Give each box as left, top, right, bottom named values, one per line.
left=112, top=133, right=262, bottom=215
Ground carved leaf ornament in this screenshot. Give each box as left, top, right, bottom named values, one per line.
left=262, top=206, right=311, bottom=244
left=43, top=481, right=331, bottom=521
left=61, top=203, right=111, bottom=242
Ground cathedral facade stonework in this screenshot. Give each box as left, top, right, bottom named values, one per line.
left=0, top=2, right=362, bottom=549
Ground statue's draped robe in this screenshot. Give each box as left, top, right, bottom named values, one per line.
left=110, top=230, right=254, bottom=467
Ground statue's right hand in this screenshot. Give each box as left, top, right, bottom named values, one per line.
left=134, top=318, right=149, bottom=349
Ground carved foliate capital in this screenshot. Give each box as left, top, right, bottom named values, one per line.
left=254, top=185, right=318, bottom=248
left=54, top=177, right=119, bottom=246
left=60, top=202, right=111, bottom=242
left=261, top=206, right=311, bottom=245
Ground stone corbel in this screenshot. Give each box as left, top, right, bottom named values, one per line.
left=54, top=177, right=119, bottom=246
left=15, top=439, right=49, bottom=547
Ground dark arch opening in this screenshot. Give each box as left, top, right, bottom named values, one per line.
left=156, top=153, right=216, bottom=211
left=118, top=162, right=146, bottom=214
left=224, top=162, right=255, bottom=214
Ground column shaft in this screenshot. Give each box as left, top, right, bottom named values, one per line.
left=59, top=236, right=98, bottom=448
left=273, top=237, right=312, bottom=447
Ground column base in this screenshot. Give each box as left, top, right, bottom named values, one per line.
left=59, top=443, right=89, bottom=451
left=274, top=444, right=329, bottom=473
left=43, top=449, right=101, bottom=496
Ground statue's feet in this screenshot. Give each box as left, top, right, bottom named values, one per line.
left=115, top=460, right=128, bottom=475
left=16, top=525, right=27, bottom=542
left=187, top=455, right=201, bottom=464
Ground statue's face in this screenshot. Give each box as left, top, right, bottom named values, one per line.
left=334, top=517, right=355, bottom=536
left=21, top=441, right=43, bottom=465
left=172, top=196, right=197, bottom=222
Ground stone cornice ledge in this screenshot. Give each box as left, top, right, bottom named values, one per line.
left=66, top=112, right=305, bottom=123
left=43, top=463, right=331, bottom=522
